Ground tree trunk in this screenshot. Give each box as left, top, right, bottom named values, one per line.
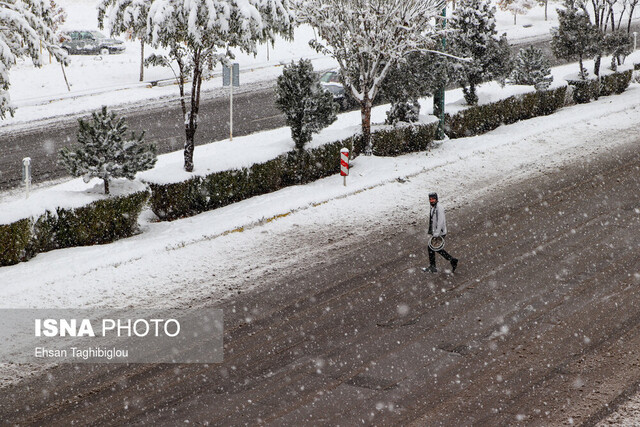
left=139, top=40, right=144, bottom=82
left=579, top=56, right=586, bottom=80
left=60, top=62, right=71, bottom=92
left=104, top=178, right=110, bottom=195
left=462, top=85, right=478, bottom=105
left=433, top=86, right=445, bottom=140
left=183, top=50, right=202, bottom=172
left=610, top=10, right=615, bottom=32
left=184, top=125, right=196, bottom=172
left=545, top=0, right=548, bottom=21
left=361, top=98, right=372, bottom=155
left=513, top=11, right=517, bottom=25
left=594, top=54, right=601, bottom=77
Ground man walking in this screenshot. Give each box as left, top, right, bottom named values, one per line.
left=423, top=192, right=458, bottom=273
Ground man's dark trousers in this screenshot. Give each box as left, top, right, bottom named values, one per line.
left=429, top=236, right=454, bottom=267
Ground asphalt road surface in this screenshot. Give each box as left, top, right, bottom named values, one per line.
left=0, top=136, right=638, bottom=425
left=0, top=86, right=286, bottom=190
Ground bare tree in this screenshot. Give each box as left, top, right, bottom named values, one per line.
left=296, top=0, right=445, bottom=155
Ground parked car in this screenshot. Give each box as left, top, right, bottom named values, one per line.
left=319, top=70, right=355, bottom=110
left=60, top=30, right=126, bottom=55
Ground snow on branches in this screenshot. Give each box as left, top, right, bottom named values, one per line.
left=498, top=0, right=535, bottom=25
left=99, top=0, right=296, bottom=171
left=58, top=106, right=157, bottom=195
left=0, top=0, right=67, bottom=118
left=295, top=0, right=445, bottom=155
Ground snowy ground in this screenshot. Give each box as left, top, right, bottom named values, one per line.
left=1, top=67, right=639, bottom=397
left=2, top=0, right=640, bottom=421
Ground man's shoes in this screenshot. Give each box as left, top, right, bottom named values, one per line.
left=451, top=258, right=458, bottom=273
left=422, top=266, right=438, bottom=273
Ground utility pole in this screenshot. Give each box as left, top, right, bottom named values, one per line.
left=434, top=6, right=447, bottom=141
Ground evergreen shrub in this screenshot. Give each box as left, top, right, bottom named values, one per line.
left=599, top=70, right=632, bottom=96
left=0, top=219, right=31, bottom=266
left=372, top=122, right=438, bottom=156
left=148, top=138, right=360, bottom=220
left=567, top=70, right=632, bottom=102
left=446, top=86, right=567, bottom=139
left=0, top=191, right=148, bottom=267
left=567, top=78, right=600, bottom=103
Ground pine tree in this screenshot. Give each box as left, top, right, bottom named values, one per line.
left=603, top=31, right=633, bottom=71
left=551, top=0, right=602, bottom=80
left=511, top=45, right=554, bottom=89
left=275, top=59, right=338, bottom=152
left=448, top=0, right=512, bottom=105
left=379, top=52, right=437, bottom=125
left=58, top=106, right=157, bottom=195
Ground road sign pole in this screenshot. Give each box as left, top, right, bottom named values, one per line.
left=230, top=83, right=233, bottom=141
left=224, top=63, right=240, bottom=141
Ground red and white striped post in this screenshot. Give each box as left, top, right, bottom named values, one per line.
left=340, top=148, right=349, bottom=186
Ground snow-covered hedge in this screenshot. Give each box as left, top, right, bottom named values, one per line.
left=567, top=69, right=633, bottom=104
left=447, top=86, right=567, bottom=139
left=599, top=70, right=633, bottom=96
left=366, top=122, right=439, bottom=157
left=0, top=191, right=149, bottom=267
left=148, top=139, right=358, bottom=220
left=0, top=219, right=31, bottom=266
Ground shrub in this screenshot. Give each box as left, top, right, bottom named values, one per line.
left=275, top=59, right=337, bottom=153
left=567, top=78, right=599, bottom=103
left=0, top=219, right=31, bottom=266
left=372, top=122, right=438, bottom=156
left=0, top=191, right=149, bottom=267
left=511, top=45, right=553, bottom=89
left=599, top=70, right=633, bottom=96
left=385, top=100, right=421, bottom=125
left=446, top=86, right=567, bottom=138
left=58, top=106, right=156, bottom=195
left=30, top=191, right=149, bottom=253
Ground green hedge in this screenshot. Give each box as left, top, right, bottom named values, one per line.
left=0, top=191, right=149, bottom=267
left=446, top=86, right=567, bottom=139
left=370, top=122, right=439, bottom=157
left=149, top=139, right=359, bottom=220
left=600, top=70, right=633, bottom=96
left=567, top=70, right=633, bottom=103
left=0, top=219, right=31, bottom=266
